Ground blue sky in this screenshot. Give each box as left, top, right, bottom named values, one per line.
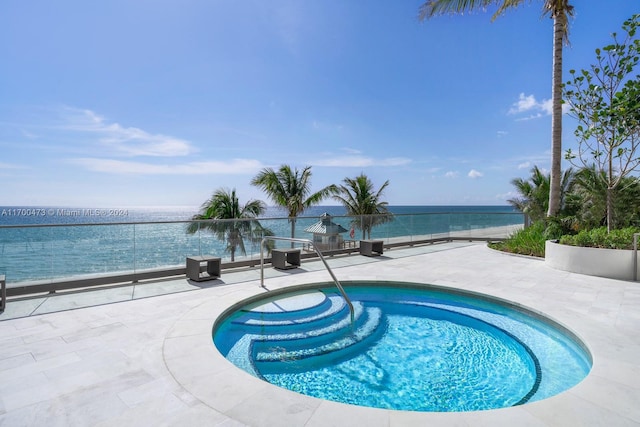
left=0, top=1, right=637, bottom=208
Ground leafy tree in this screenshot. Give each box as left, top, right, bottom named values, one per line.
left=187, top=188, right=268, bottom=262
left=507, top=165, right=574, bottom=223
left=564, top=14, right=640, bottom=231
left=419, top=0, right=575, bottom=217
left=331, top=174, right=393, bottom=240
left=251, top=165, right=336, bottom=242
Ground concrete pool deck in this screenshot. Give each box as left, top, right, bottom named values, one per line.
left=1, top=242, right=639, bottom=426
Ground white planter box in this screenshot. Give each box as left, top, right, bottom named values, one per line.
left=545, top=240, right=640, bottom=281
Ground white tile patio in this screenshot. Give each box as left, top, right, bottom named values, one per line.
left=1, top=242, right=639, bottom=426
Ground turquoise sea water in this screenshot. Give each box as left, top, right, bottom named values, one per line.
left=0, top=205, right=522, bottom=283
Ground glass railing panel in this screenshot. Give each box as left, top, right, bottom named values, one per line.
left=182, top=217, right=294, bottom=262
left=0, top=226, right=53, bottom=283
left=417, top=213, right=452, bottom=239
left=49, top=223, right=136, bottom=280
left=0, top=211, right=525, bottom=285
left=447, top=212, right=524, bottom=237
left=0, top=224, right=137, bottom=283
left=383, top=213, right=416, bottom=242
left=133, top=222, right=204, bottom=272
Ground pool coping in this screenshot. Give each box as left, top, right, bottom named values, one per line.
left=162, top=245, right=640, bottom=426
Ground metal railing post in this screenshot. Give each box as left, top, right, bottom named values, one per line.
left=634, top=233, right=639, bottom=282
left=260, top=236, right=355, bottom=323
left=0, top=275, right=6, bottom=312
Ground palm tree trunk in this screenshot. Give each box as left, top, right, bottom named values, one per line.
left=547, top=14, right=565, bottom=217
left=290, top=218, right=296, bottom=248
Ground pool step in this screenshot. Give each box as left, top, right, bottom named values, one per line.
left=224, top=291, right=387, bottom=375
left=222, top=291, right=352, bottom=362
left=234, top=291, right=333, bottom=323
left=253, top=306, right=384, bottom=374
left=232, top=295, right=350, bottom=334
left=234, top=291, right=363, bottom=347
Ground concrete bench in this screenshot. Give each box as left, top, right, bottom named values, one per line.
left=186, top=256, right=221, bottom=282
left=360, top=240, right=384, bottom=257
left=272, top=248, right=301, bottom=270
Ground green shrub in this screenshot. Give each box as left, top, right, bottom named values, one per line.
left=489, top=221, right=546, bottom=257
left=559, top=226, right=640, bottom=249
left=543, top=216, right=575, bottom=240
left=491, top=222, right=640, bottom=258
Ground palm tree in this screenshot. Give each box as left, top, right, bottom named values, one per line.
left=251, top=165, right=336, bottom=242
left=571, top=166, right=640, bottom=230
left=508, top=166, right=550, bottom=223
left=419, top=0, right=574, bottom=217
left=508, top=165, right=574, bottom=223
left=187, top=188, right=267, bottom=262
left=332, top=174, right=393, bottom=240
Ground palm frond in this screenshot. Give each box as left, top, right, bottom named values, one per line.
left=187, top=187, right=266, bottom=261
left=251, top=164, right=333, bottom=238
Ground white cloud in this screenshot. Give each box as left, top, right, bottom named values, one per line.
left=496, top=130, right=508, bottom=138
left=508, top=93, right=554, bottom=120
left=540, top=99, right=553, bottom=115
left=509, top=93, right=538, bottom=114
left=60, top=107, right=194, bottom=157
left=468, top=169, right=483, bottom=179
left=444, top=171, right=459, bottom=178
left=312, top=156, right=411, bottom=167
left=385, top=157, right=411, bottom=167
left=100, top=124, right=192, bottom=157
left=342, top=147, right=362, bottom=155
left=517, top=161, right=531, bottom=169
left=69, top=158, right=264, bottom=175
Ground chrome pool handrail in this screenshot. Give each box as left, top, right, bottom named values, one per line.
left=260, top=236, right=355, bottom=323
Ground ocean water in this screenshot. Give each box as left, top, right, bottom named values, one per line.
left=0, top=205, right=522, bottom=283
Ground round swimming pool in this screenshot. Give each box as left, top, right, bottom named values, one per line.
left=213, top=281, right=591, bottom=412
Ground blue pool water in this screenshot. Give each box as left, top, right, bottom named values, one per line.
left=213, top=282, right=592, bottom=412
